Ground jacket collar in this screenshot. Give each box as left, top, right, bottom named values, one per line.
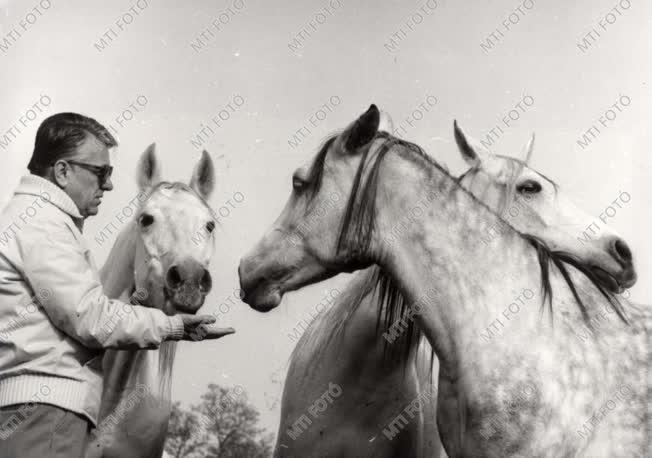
left=14, top=174, right=83, bottom=220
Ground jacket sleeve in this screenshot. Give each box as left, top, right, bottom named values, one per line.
left=20, top=222, right=184, bottom=349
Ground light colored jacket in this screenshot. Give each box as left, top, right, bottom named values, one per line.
left=0, top=175, right=184, bottom=425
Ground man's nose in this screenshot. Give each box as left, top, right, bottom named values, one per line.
left=102, top=176, right=114, bottom=191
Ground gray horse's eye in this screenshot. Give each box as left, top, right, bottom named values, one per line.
left=292, top=176, right=306, bottom=191
left=139, top=213, right=154, bottom=227
left=516, top=180, right=542, bottom=195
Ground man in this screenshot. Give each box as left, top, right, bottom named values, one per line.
left=0, top=113, right=233, bottom=457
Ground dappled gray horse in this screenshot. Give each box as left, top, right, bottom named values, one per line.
left=239, top=105, right=648, bottom=457
left=273, top=116, right=637, bottom=458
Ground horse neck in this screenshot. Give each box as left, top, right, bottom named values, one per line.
left=99, top=219, right=176, bottom=403
left=100, top=219, right=137, bottom=294
left=373, top=152, right=551, bottom=377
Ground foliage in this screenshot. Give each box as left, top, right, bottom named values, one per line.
left=165, top=383, right=273, bottom=458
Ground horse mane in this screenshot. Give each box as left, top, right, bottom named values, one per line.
left=289, top=268, right=374, bottom=371
left=303, top=130, right=627, bottom=356
left=292, top=134, right=428, bottom=373
left=523, top=234, right=628, bottom=325
left=290, top=265, right=425, bottom=379
left=456, top=154, right=559, bottom=219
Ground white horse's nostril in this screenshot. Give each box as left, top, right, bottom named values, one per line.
left=167, top=262, right=212, bottom=293
left=166, top=265, right=182, bottom=289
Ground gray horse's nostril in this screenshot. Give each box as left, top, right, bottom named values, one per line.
left=610, top=238, right=633, bottom=265
left=166, top=265, right=183, bottom=289
left=237, top=261, right=253, bottom=299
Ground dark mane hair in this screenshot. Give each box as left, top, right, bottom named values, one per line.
left=306, top=135, right=337, bottom=200
left=523, top=234, right=627, bottom=325
left=290, top=265, right=424, bottom=378
left=303, top=128, right=627, bottom=367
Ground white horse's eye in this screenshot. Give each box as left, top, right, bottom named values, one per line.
left=206, top=221, right=216, bottom=233
left=516, top=180, right=542, bottom=194
left=139, top=213, right=154, bottom=227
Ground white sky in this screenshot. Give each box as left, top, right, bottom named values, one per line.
left=1, top=0, right=650, bottom=436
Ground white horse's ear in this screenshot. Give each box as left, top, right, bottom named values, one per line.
left=454, top=120, right=488, bottom=167
left=522, top=133, right=535, bottom=164
left=137, top=143, right=162, bottom=191
left=190, top=150, right=215, bottom=199
left=378, top=110, right=395, bottom=134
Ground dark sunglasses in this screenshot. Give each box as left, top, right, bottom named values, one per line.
left=65, top=160, right=113, bottom=184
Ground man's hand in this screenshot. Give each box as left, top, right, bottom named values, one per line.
left=178, top=314, right=235, bottom=341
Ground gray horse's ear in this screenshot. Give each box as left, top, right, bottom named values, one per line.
left=378, top=110, right=395, bottom=134
left=454, top=120, right=487, bottom=167
left=190, top=150, right=215, bottom=199
left=137, top=143, right=162, bottom=190
left=345, top=104, right=380, bottom=151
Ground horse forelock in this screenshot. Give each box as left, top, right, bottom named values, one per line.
left=137, top=181, right=216, bottom=265
left=305, top=135, right=338, bottom=200
left=464, top=158, right=521, bottom=217
left=492, top=155, right=560, bottom=194
left=146, top=181, right=213, bottom=214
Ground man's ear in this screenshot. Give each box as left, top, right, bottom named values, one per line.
left=345, top=104, right=380, bottom=151
left=52, top=160, right=71, bottom=187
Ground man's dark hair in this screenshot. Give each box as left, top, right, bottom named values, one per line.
left=27, top=112, right=118, bottom=175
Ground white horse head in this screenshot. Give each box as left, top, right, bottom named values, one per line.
left=453, top=121, right=636, bottom=293
left=133, top=144, right=217, bottom=314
